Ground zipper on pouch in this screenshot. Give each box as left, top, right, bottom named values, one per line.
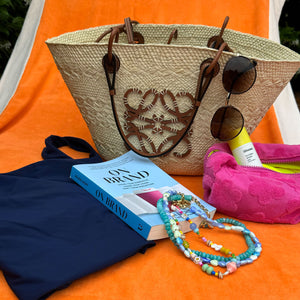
left=261, top=159, right=300, bottom=174
left=205, top=148, right=300, bottom=174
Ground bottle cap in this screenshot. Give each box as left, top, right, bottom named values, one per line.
left=228, top=127, right=251, bottom=150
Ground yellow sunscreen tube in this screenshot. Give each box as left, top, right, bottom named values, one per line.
left=228, top=127, right=263, bottom=167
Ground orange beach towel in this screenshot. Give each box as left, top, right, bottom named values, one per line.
left=0, top=0, right=299, bottom=299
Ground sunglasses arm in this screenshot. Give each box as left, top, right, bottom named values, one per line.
left=226, top=92, right=232, bottom=102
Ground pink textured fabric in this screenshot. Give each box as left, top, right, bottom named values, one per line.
left=203, top=143, right=300, bottom=224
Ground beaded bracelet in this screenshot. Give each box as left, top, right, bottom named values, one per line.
left=157, top=191, right=262, bottom=279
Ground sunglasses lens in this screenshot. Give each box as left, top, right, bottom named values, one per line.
left=222, top=56, right=256, bottom=94
left=210, top=106, right=244, bottom=141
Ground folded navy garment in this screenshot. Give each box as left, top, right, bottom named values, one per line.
left=0, top=135, right=155, bottom=300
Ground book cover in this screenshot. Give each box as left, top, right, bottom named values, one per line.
left=70, top=151, right=216, bottom=240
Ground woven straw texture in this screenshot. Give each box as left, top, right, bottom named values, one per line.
left=46, top=23, right=300, bottom=175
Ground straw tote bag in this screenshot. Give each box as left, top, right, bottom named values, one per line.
left=46, top=17, right=300, bottom=175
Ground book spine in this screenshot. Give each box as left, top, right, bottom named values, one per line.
left=70, top=166, right=152, bottom=240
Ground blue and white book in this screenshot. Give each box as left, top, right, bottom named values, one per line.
left=70, top=151, right=216, bottom=240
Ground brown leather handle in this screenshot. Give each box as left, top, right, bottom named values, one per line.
left=96, top=17, right=143, bottom=66
left=193, top=42, right=228, bottom=105
left=101, top=18, right=229, bottom=158
left=103, top=44, right=227, bottom=158
left=207, top=16, right=233, bottom=52
left=167, top=29, right=178, bottom=44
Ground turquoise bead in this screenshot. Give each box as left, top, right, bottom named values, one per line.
left=170, top=195, right=181, bottom=201
left=176, top=237, right=183, bottom=245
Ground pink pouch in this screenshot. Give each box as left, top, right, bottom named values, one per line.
left=203, top=142, right=300, bottom=224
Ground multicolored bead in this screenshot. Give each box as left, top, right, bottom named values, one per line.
left=182, top=240, right=189, bottom=249
left=210, top=260, right=219, bottom=267
left=156, top=191, right=261, bottom=280
left=226, top=262, right=237, bottom=273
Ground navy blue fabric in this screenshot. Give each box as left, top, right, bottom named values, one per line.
left=0, top=136, right=155, bottom=300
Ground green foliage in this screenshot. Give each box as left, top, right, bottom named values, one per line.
left=0, top=0, right=30, bottom=76
left=280, top=25, right=300, bottom=53
left=279, top=0, right=300, bottom=93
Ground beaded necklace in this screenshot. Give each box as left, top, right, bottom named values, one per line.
left=157, top=191, right=262, bottom=279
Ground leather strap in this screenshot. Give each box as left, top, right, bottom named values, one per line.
left=167, top=29, right=178, bottom=44
left=195, top=42, right=228, bottom=106
left=124, top=17, right=134, bottom=44
left=207, top=16, right=233, bottom=52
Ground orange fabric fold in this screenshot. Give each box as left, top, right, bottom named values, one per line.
left=1, top=0, right=298, bottom=299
